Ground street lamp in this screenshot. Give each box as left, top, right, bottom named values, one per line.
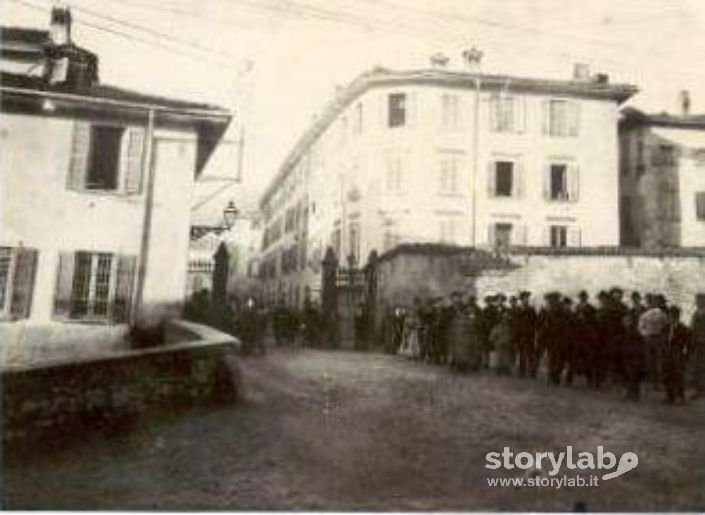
left=222, top=200, right=239, bottom=231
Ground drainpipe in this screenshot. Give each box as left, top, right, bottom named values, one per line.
left=132, top=108, right=156, bottom=325
left=472, top=73, right=481, bottom=247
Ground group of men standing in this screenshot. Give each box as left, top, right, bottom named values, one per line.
left=388, top=289, right=705, bottom=404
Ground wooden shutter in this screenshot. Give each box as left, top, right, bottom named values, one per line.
left=569, top=165, right=580, bottom=202
left=542, top=163, right=551, bottom=200
left=489, top=94, right=498, bottom=132
left=407, top=92, right=418, bottom=128
left=113, top=254, right=137, bottom=323
left=568, top=102, right=580, bottom=137
left=121, top=127, right=146, bottom=194
left=541, top=100, right=550, bottom=136
left=487, top=223, right=496, bottom=246
left=515, top=97, right=527, bottom=133
left=514, top=162, right=524, bottom=198
left=9, top=247, right=38, bottom=320
left=487, top=161, right=496, bottom=197
left=543, top=226, right=552, bottom=247
left=67, top=121, right=91, bottom=190
left=568, top=227, right=582, bottom=247
left=53, top=251, right=75, bottom=319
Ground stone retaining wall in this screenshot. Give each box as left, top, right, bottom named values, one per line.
left=373, top=244, right=705, bottom=319
left=1, top=320, right=241, bottom=446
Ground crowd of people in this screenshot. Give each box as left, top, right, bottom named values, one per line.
left=383, top=289, right=705, bottom=404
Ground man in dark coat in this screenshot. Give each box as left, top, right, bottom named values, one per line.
left=621, top=311, right=645, bottom=401
left=541, top=292, right=566, bottom=386
left=574, top=291, right=599, bottom=388
left=663, top=306, right=691, bottom=404
left=515, top=291, right=537, bottom=378
left=691, top=293, right=705, bottom=399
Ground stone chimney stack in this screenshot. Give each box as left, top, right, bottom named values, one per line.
left=430, top=52, right=449, bottom=69
left=680, top=90, right=691, bottom=117
left=50, top=6, right=72, bottom=46
left=573, top=63, right=591, bottom=82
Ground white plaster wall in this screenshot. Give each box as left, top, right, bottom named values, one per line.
left=1, top=114, right=199, bottom=329
left=139, top=134, right=197, bottom=325
left=1, top=114, right=143, bottom=325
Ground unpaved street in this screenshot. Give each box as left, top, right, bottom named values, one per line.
left=3, top=348, right=705, bottom=511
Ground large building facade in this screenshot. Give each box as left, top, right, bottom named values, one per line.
left=619, top=106, right=705, bottom=249
left=259, top=65, right=637, bottom=305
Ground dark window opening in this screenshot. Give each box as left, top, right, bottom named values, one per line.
left=495, top=161, right=514, bottom=197
left=550, top=164, right=568, bottom=200
left=86, top=125, right=124, bottom=190
left=388, top=93, right=406, bottom=128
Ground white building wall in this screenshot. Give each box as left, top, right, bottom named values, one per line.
left=1, top=113, right=199, bottom=327
left=261, top=80, right=625, bottom=298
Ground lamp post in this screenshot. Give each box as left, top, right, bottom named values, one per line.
left=462, top=47, right=483, bottom=247
left=222, top=200, right=239, bottom=232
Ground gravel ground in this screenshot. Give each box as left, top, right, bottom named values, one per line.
left=3, top=348, right=705, bottom=511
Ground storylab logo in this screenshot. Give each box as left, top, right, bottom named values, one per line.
left=485, top=446, right=639, bottom=488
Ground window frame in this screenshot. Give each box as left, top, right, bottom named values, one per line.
left=549, top=225, right=568, bottom=248
left=388, top=93, right=407, bottom=128
left=696, top=192, right=705, bottom=221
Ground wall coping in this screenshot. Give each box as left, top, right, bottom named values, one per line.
left=374, top=243, right=705, bottom=265
left=1, top=319, right=239, bottom=375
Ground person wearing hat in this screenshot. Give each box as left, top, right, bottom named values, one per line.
left=538, top=291, right=567, bottom=386
left=690, top=293, right=705, bottom=398
left=479, top=295, right=500, bottom=369
left=515, top=291, right=538, bottom=378
left=574, top=290, right=599, bottom=388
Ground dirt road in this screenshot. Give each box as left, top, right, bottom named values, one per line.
left=3, top=348, right=704, bottom=510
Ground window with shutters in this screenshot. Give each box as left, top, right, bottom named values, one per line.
left=67, top=121, right=145, bottom=194
left=489, top=223, right=513, bottom=250
left=441, top=93, right=462, bottom=131
left=53, top=251, right=136, bottom=323
left=544, top=99, right=579, bottom=137
left=696, top=192, right=705, bottom=221
left=549, top=225, right=568, bottom=248
left=494, top=161, right=514, bottom=197
left=545, top=162, right=579, bottom=202
left=385, top=154, right=404, bottom=192
left=439, top=217, right=459, bottom=244
left=438, top=155, right=461, bottom=194
left=0, top=246, right=38, bottom=321
left=388, top=93, right=406, bottom=128
left=490, top=95, right=514, bottom=132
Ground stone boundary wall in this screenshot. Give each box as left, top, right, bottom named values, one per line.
left=373, top=244, right=705, bottom=319
left=1, top=320, right=241, bottom=446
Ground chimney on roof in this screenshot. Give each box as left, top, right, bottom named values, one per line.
left=573, top=63, right=591, bottom=82
left=461, top=47, right=483, bottom=70
left=680, top=90, right=691, bottom=117
left=430, top=52, right=449, bottom=69
left=50, top=6, right=72, bottom=46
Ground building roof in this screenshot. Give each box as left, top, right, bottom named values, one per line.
left=260, top=66, right=639, bottom=207
left=620, top=107, right=705, bottom=130
left=0, top=71, right=225, bottom=113
left=0, top=26, right=50, bottom=46
left=1, top=71, right=232, bottom=175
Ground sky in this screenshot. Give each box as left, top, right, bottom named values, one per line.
left=3, top=0, right=705, bottom=219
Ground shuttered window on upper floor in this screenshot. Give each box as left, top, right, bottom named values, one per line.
left=67, top=121, right=146, bottom=194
